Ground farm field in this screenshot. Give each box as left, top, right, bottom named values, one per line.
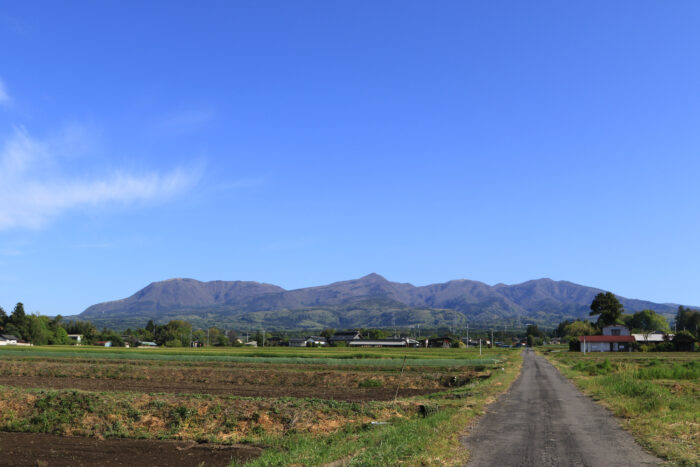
left=0, top=345, right=522, bottom=466
left=542, top=350, right=700, bottom=465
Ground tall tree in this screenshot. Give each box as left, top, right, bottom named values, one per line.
left=0, top=306, right=7, bottom=330
left=675, top=306, right=700, bottom=336
left=625, top=309, right=670, bottom=333
left=562, top=320, right=596, bottom=337
left=589, top=292, right=624, bottom=327
left=9, top=303, right=28, bottom=339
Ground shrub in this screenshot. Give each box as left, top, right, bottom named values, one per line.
left=358, top=379, right=383, bottom=388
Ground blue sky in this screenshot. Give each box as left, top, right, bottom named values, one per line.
left=1, top=1, right=699, bottom=316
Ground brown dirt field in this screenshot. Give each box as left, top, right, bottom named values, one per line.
left=0, top=359, right=455, bottom=390
left=0, top=431, right=262, bottom=466
left=0, top=375, right=440, bottom=401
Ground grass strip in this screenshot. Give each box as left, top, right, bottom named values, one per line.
left=542, top=351, right=699, bottom=466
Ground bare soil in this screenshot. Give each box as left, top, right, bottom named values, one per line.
left=0, top=375, right=439, bottom=401
left=0, top=431, right=262, bottom=466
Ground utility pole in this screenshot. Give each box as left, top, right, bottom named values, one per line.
left=466, top=323, right=470, bottom=349
left=491, top=329, right=494, bottom=348
left=207, top=328, right=210, bottom=347
left=479, top=338, right=482, bottom=355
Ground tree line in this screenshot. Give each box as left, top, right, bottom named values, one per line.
left=552, top=293, right=699, bottom=350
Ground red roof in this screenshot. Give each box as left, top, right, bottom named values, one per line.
left=578, top=335, right=635, bottom=343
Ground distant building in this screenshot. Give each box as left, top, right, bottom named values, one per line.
left=330, top=331, right=362, bottom=345
left=305, top=336, right=328, bottom=346
left=601, top=325, right=630, bottom=336
left=428, top=337, right=453, bottom=348
left=289, top=338, right=307, bottom=347
left=579, top=326, right=634, bottom=352
left=137, top=341, right=158, bottom=348
left=632, top=331, right=670, bottom=343
left=95, top=341, right=112, bottom=347
left=0, top=334, right=19, bottom=346
left=266, top=337, right=284, bottom=346
left=67, top=334, right=83, bottom=345
left=349, top=337, right=418, bottom=348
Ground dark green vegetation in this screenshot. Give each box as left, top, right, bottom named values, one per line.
left=0, top=301, right=513, bottom=349
left=68, top=274, right=687, bottom=330
left=544, top=351, right=700, bottom=465
left=589, top=292, right=624, bottom=326
left=0, top=345, right=522, bottom=465
left=554, top=305, right=699, bottom=352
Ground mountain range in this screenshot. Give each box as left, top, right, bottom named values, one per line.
left=73, top=274, right=684, bottom=331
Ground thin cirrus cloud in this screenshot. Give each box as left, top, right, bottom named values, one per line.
left=0, top=127, right=200, bottom=230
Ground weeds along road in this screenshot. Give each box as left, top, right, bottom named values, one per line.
left=462, top=349, right=660, bottom=467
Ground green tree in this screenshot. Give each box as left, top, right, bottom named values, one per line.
left=9, top=302, right=28, bottom=338
left=320, top=328, right=335, bottom=339
left=97, top=331, right=125, bottom=347
left=625, top=309, right=670, bottom=333
left=675, top=306, right=700, bottom=336
left=526, top=325, right=545, bottom=338
left=365, top=329, right=388, bottom=339
left=25, top=315, right=52, bottom=345
left=65, top=320, right=98, bottom=344
left=50, top=326, right=70, bottom=345
left=562, top=320, right=596, bottom=337
left=158, top=320, right=192, bottom=347
left=589, top=292, right=624, bottom=327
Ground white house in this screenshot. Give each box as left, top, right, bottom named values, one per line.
left=0, top=334, right=19, bottom=346
left=601, top=325, right=631, bottom=336
left=579, top=325, right=634, bottom=352
left=67, top=334, right=83, bottom=345
left=305, top=336, right=328, bottom=346
left=632, top=331, right=672, bottom=343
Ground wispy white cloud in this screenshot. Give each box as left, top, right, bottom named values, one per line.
left=0, top=127, right=200, bottom=230
left=0, top=79, right=10, bottom=106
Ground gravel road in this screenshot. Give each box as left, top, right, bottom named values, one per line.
left=462, top=349, right=661, bottom=466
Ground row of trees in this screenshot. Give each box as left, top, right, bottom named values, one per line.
left=3, top=294, right=698, bottom=347
left=0, top=303, right=70, bottom=345
left=587, top=292, right=699, bottom=338
left=556, top=292, right=680, bottom=338
left=0, top=303, right=134, bottom=346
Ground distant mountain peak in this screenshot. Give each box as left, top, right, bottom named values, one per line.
left=357, top=273, right=388, bottom=282
left=76, top=274, right=687, bottom=330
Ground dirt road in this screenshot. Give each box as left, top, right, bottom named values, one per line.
left=462, top=349, right=661, bottom=466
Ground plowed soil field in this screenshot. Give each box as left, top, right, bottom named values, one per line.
left=0, top=431, right=262, bottom=466
left=0, top=374, right=438, bottom=400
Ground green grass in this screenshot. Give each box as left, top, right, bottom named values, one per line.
left=241, top=351, right=524, bottom=466
left=543, top=351, right=700, bottom=466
